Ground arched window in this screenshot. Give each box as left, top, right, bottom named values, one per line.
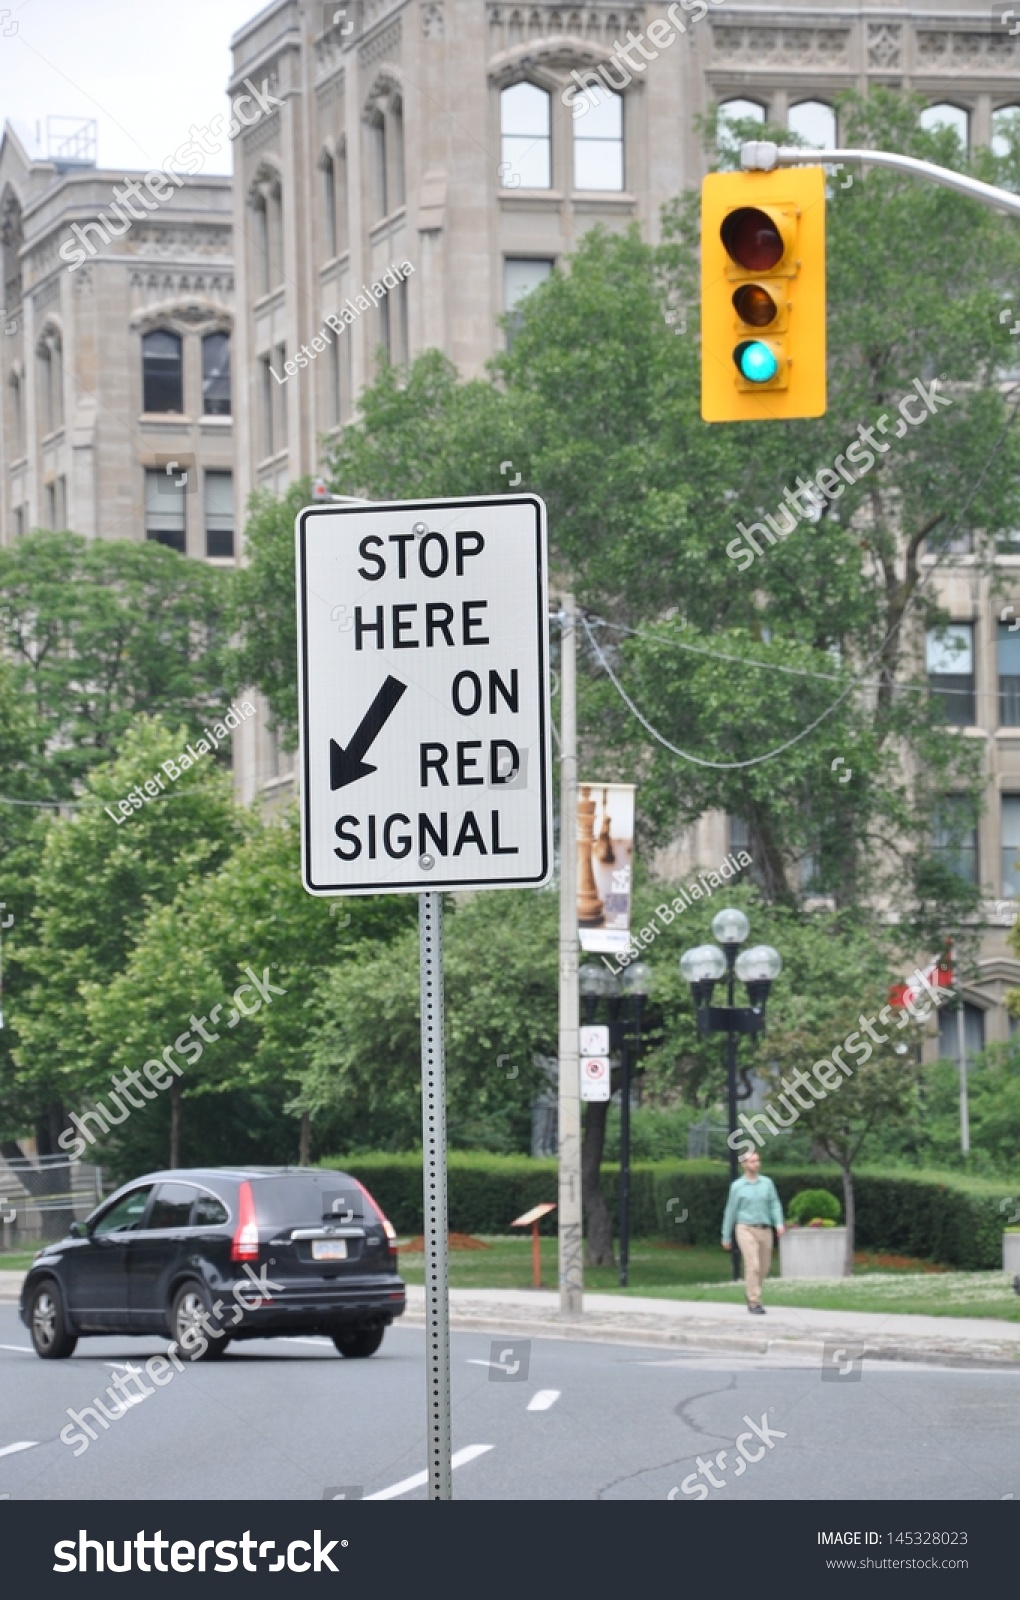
left=8, top=368, right=24, bottom=455
left=390, top=95, right=405, bottom=210
left=574, top=88, right=623, bottom=190
left=920, top=103, right=969, bottom=149
left=142, top=329, right=183, bottom=413
left=251, top=190, right=270, bottom=295
left=267, top=180, right=284, bottom=286
left=367, top=105, right=388, bottom=218
left=717, top=98, right=766, bottom=148
left=500, top=81, right=551, bottom=189
left=321, top=151, right=337, bottom=257
left=992, top=105, right=1020, bottom=160
left=36, top=329, right=63, bottom=432
left=201, top=331, right=230, bottom=416
left=787, top=100, right=836, bottom=149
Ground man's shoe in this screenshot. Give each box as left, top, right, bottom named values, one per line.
left=749, top=1304, right=766, bottom=1314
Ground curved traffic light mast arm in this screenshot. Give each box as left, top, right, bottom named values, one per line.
left=740, top=140, right=1020, bottom=220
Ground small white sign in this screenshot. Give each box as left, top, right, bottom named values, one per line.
left=295, top=495, right=551, bottom=895
left=579, top=1025, right=610, bottom=1057
left=580, top=1055, right=611, bottom=1102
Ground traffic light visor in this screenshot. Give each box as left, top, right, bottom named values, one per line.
left=721, top=207, right=784, bottom=271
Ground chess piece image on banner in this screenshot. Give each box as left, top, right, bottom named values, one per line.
left=596, top=785, right=615, bottom=864
left=577, top=785, right=605, bottom=926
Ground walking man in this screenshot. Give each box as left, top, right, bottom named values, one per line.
left=721, top=1150, right=785, bottom=1313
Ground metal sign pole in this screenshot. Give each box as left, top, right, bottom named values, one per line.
left=419, top=890, right=452, bottom=1500
left=557, top=595, right=584, bottom=1316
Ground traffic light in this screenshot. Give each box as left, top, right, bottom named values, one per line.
left=700, top=166, right=826, bottom=423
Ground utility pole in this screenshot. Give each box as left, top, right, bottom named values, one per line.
left=557, top=595, right=583, bottom=1317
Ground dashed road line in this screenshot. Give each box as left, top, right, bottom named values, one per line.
left=364, top=1444, right=494, bottom=1500
left=527, top=1390, right=560, bottom=1411
left=0, top=1441, right=37, bottom=1458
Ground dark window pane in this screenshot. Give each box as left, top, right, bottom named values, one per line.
left=937, top=1002, right=984, bottom=1063
left=193, top=1192, right=229, bottom=1226
left=147, top=1182, right=197, bottom=1230
left=202, top=332, right=231, bottom=415
left=93, top=1186, right=154, bottom=1235
left=142, top=330, right=183, bottom=413
left=929, top=674, right=975, bottom=725
left=933, top=798, right=978, bottom=884
left=253, top=1175, right=362, bottom=1226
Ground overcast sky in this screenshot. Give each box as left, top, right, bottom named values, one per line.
left=2, top=0, right=263, bottom=173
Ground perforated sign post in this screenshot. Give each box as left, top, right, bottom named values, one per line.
left=295, top=495, right=551, bottom=1500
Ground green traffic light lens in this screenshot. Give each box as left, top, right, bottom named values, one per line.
left=735, top=341, right=779, bottom=383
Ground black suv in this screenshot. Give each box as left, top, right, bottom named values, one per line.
left=20, top=1166, right=405, bottom=1361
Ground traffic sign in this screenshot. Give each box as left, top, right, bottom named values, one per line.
left=296, top=495, right=552, bottom=895
left=580, top=1056, right=611, bottom=1102
left=580, top=1025, right=610, bottom=1056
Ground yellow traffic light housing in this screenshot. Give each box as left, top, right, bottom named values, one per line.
left=701, top=167, right=826, bottom=422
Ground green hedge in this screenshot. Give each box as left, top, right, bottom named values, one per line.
left=328, top=1154, right=1012, bottom=1269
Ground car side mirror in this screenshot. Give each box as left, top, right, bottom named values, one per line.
left=69, top=1220, right=84, bottom=1239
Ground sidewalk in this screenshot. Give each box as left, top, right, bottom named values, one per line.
left=402, top=1285, right=1020, bottom=1369
left=4, top=1270, right=1018, bottom=1367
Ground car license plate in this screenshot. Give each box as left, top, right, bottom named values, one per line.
left=312, top=1239, right=348, bottom=1261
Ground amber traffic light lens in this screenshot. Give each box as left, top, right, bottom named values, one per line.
left=721, top=207, right=784, bottom=271
left=732, top=284, right=778, bottom=327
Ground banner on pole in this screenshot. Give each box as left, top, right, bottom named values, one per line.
left=577, top=781, right=636, bottom=954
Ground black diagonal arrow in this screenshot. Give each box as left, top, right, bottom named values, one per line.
left=330, top=675, right=407, bottom=790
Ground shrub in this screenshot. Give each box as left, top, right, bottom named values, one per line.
left=788, top=1188, right=842, bottom=1226
left=319, top=1154, right=1010, bottom=1268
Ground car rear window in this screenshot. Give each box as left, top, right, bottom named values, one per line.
left=252, top=1175, right=362, bottom=1226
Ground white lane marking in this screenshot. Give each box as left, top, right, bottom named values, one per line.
left=280, top=1336, right=333, bottom=1347
left=0, top=1441, right=37, bottom=1458
left=364, top=1444, right=494, bottom=1501
left=0, top=1344, right=32, bottom=1354
left=527, top=1390, right=560, bottom=1411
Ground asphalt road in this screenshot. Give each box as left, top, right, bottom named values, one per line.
left=1, top=1305, right=1018, bottom=1501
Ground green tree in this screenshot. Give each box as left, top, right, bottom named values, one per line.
left=7, top=717, right=240, bottom=1151
left=82, top=809, right=416, bottom=1171
left=0, top=531, right=232, bottom=792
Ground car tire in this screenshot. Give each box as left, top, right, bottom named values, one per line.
left=170, top=1281, right=231, bottom=1362
left=333, top=1326, right=384, bottom=1359
left=28, top=1280, right=78, bottom=1359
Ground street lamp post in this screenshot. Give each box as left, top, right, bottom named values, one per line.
left=679, top=909, right=781, bottom=1282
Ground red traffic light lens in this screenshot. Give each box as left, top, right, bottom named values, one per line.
left=732, top=284, right=779, bottom=327
left=721, top=207, right=784, bottom=272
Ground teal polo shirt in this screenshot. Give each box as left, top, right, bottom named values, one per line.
left=721, top=1175, right=784, bottom=1244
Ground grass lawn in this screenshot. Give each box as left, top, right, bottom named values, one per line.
left=0, top=1251, right=38, bottom=1273
left=395, top=1237, right=1020, bottom=1322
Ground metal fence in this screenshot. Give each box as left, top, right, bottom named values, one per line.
left=0, top=1153, right=104, bottom=1249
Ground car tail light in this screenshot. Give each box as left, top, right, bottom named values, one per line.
left=353, top=1178, right=397, bottom=1242
left=231, top=1180, right=260, bottom=1261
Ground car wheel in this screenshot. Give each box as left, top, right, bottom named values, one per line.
left=170, top=1282, right=230, bottom=1362
left=28, top=1280, right=77, bottom=1359
left=333, top=1326, right=384, bottom=1359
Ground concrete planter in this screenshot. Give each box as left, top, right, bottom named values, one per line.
left=1003, top=1232, right=1020, bottom=1275
left=779, top=1225, right=849, bottom=1279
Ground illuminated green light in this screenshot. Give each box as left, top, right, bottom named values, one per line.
left=737, top=341, right=779, bottom=383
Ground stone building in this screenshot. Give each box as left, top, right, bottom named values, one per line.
left=0, top=120, right=235, bottom=562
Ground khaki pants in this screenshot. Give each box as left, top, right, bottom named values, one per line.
left=735, top=1223, right=773, bottom=1307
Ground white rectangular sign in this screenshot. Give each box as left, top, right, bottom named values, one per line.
left=296, top=495, right=551, bottom=895
left=580, top=1056, right=611, bottom=1102
left=579, top=1025, right=610, bottom=1057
